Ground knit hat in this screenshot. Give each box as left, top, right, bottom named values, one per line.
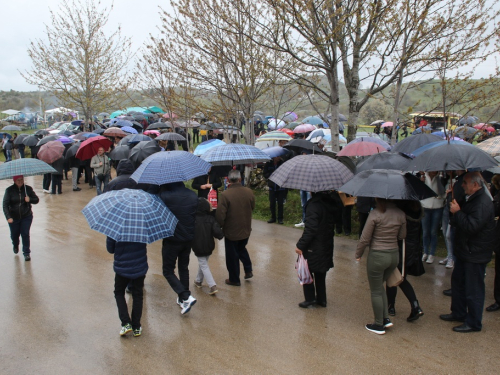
left=13, top=175, right=23, bottom=182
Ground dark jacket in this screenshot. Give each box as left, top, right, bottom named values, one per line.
left=493, top=190, right=500, bottom=254
left=106, top=237, right=148, bottom=279
left=296, top=192, right=338, bottom=273
left=451, top=187, right=496, bottom=264
left=216, top=182, right=255, bottom=241
left=50, top=157, right=64, bottom=175
left=104, top=159, right=137, bottom=192
left=397, top=201, right=425, bottom=277
left=192, top=198, right=224, bottom=257
left=192, top=171, right=222, bottom=199
left=158, top=182, right=198, bottom=242
left=262, top=160, right=286, bottom=190
left=3, top=183, right=39, bottom=221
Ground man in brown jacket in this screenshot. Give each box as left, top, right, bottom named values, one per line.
left=216, top=169, right=255, bottom=286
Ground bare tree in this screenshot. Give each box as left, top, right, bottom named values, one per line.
left=22, top=0, right=131, bottom=123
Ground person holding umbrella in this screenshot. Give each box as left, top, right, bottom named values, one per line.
left=91, top=147, right=111, bottom=195
left=263, top=156, right=288, bottom=224
left=3, top=176, right=39, bottom=261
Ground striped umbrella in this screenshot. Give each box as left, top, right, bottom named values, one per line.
left=476, top=136, right=500, bottom=156
left=258, top=131, right=292, bottom=142
left=201, top=143, right=271, bottom=165
left=0, top=158, right=56, bottom=180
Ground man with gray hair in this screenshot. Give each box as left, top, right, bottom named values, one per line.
left=216, top=169, right=255, bottom=286
left=439, top=171, right=496, bottom=332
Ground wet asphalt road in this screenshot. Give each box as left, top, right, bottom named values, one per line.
left=0, top=174, right=499, bottom=374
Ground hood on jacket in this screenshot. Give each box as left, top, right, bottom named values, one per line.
left=197, top=197, right=212, bottom=215
left=116, top=159, right=135, bottom=176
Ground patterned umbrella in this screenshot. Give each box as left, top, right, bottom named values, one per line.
left=82, top=189, right=178, bottom=244
left=109, top=145, right=132, bottom=160
left=0, top=158, right=56, bottom=180
left=474, top=136, right=500, bottom=156
left=293, top=124, right=317, bottom=133
left=193, top=139, right=225, bottom=156
left=37, top=141, right=65, bottom=164
left=258, top=131, right=292, bottom=142
left=269, top=155, right=353, bottom=192
left=75, top=136, right=113, bottom=160
left=201, top=144, right=271, bottom=166
left=131, top=151, right=212, bottom=185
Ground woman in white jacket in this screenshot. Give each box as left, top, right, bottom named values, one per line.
left=420, top=172, right=445, bottom=264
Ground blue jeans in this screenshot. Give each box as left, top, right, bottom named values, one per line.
left=441, top=206, right=454, bottom=260
left=422, top=207, right=443, bottom=256
left=300, top=190, right=312, bottom=222
left=9, top=215, right=33, bottom=255
left=6, top=150, right=12, bottom=162
left=95, top=174, right=109, bottom=195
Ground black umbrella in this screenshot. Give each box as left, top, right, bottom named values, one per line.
left=35, top=129, right=49, bottom=136
left=110, top=145, right=132, bottom=160
left=458, top=116, right=479, bottom=125
left=127, top=134, right=155, bottom=144
left=283, top=139, right=323, bottom=154
left=410, top=143, right=497, bottom=171
left=22, top=135, right=41, bottom=147
left=2, top=125, right=22, bottom=131
left=129, top=141, right=161, bottom=168
left=93, top=128, right=105, bottom=134
left=118, top=134, right=135, bottom=145
left=13, top=134, right=29, bottom=145
left=454, top=126, right=478, bottom=139
left=356, top=152, right=413, bottom=174
left=147, top=122, right=171, bottom=130
left=156, top=132, right=186, bottom=141
left=143, top=113, right=155, bottom=118
left=390, top=133, right=443, bottom=154
left=37, top=135, right=60, bottom=146
left=134, top=115, right=146, bottom=121
left=339, top=169, right=437, bottom=200
left=336, top=156, right=356, bottom=174
left=64, top=143, right=81, bottom=159
left=131, top=121, right=144, bottom=130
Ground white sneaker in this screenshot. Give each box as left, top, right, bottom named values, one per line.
left=176, top=297, right=182, bottom=308
left=445, top=259, right=454, bottom=269
left=422, top=254, right=428, bottom=262
left=439, top=257, right=448, bottom=265
left=426, top=255, right=434, bottom=264
left=295, top=221, right=305, bottom=228
left=43, top=189, right=50, bottom=193
left=181, top=295, right=197, bottom=315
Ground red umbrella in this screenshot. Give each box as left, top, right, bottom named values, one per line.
left=37, top=141, right=65, bottom=164
left=279, top=128, right=294, bottom=136
left=293, top=124, right=316, bottom=133
left=76, top=136, right=112, bottom=160
left=338, top=141, right=388, bottom=157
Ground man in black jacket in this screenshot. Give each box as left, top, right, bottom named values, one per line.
left=158, top=181, right=198, bottom=314
left=263, top=157, right=287, bottom=224
left=439, top=172, right=496, bottom=332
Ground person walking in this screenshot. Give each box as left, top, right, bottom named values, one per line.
left=69, top=150, right=82, bottom=192
left=158, top=181, right=198, bottom=314
left=486, top=175, right=500, bottom=313
left=191, top=168, right=222, bottom=213
left=295, top=191, right=338, bottom=308
left=50, top=157, right=64, bottom=194
left=3, top=176, right=39, bottom=261
left=4, top=136, right=13, bottom=162
left=356, top=198, right=407, bottom=335
left=192, top=198, right=224, bottom=295
left=440, top=172, right=496, bottom=332
left=263, top=156, right=287, bottom=224
left=90, top=147, right=111, bottom=195
left=216, top=169, right=255, bottom=286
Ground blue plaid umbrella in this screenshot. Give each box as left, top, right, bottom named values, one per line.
left=201, top=143, right=271, bottom=165
left=121, top=126, right=138, bottom=134
left=0, top=158, right=56, bottom=180
left=269, top=155, right=353, bottom=192
left=193, top=139, right=225, bottom=156
left=131, top=151, right=212, bottom=185
left=82, top=189, right=178, bottom=243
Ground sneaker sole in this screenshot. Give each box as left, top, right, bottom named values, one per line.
left=384, top=322, right=394, bottom=328
left=366, top=326, right=386, bottom=335
left=120, top=328, right=132, bottom=336
left=209, top=290, right=218, bottom=295
left=194, top=283, right=202, bottom=288
left=133, top=332, right=142, bottom=337
left=181, top=300, right=197, bottom=315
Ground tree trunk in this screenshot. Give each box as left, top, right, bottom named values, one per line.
left=391, top=71, right=403, bottom=146
left=328, top=70, right=340, bottom=152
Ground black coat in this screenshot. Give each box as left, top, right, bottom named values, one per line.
left=296, top=192, right=338, bottom=273
left=451, top=187, right=496, bottom=264
left=192, top=198, right=224, bottom=257
left=192, top=171, right=222, bottom=199
left=104, top=159, right=137, bottom=192
left=3, top=184, right=39, bottom=221
left=106, top=237, right=148, bottom=279
left=397, top=201, right=425, bottom=277
left=262, top=160, right=286, bottom=190
left=50, top=157, right=64, bottom=175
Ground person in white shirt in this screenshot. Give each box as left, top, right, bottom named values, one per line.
left=420, top=172, right=445, bottom=264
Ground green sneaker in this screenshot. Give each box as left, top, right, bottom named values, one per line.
left=133, top=327, right=142, bottom=337
left=120, top=323, right=132, bottom=336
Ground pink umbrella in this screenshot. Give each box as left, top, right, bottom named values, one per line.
left=382, top=122, right=394, bottom=127
left=293, top=124, right=316, bottom=133
left=37, top=141, right=65, bottom=164
left=338, top=141, right=388, bottom=157
left=144, top=130, right=161, bottom=136
left=473, top=123, right=486, bottom=129
left=163, top=112, right=179, bottom=119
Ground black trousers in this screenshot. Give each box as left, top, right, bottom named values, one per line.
left=386, top=278, right=417, bottom=307
left=225, top=238, right=252, bottom=283
left=493, top=252, right=500, bottom=304
left=51, top=174, right=62, bottom=194
left=269, top=189, right=286, bottom=221
left=43, top=173, right=51, bottom=190
left=162, top=239, right=191, bottom=301
left=303, top=272, right=327, bottom=304
left=336, top=205, right=352, bottom=234
left=358, top=212, right=369, bottom=238
left=114, top=273, right=145, bottom=329
left=451, top=258, right=487, bottom=330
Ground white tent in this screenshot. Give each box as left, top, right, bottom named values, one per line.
left=45, top=107, right=77, bottom=114
left=1, top=109, right=20, bottom=115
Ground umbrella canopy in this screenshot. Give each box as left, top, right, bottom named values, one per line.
left=22, top=135, right=41, bottom=147
left=0, top=132, right=12, bottom=139
left=72, top=132, right=99, bottom=141
left=458, top=116, right=479, bottom=125
left=338, top=137, right=390, bottom=157
left=13, top=134, right=29, bottom=145
left=474, top=136, right=500, bottom=156
left=93, top=128, right=105, bottom=135
left=148, top=122, right=172, bottom=130
left=98, top=112, right=109, bottom=117
left=262, top=146, right=289, bottom=158
left=454, top=126, right=478, bottom=139
left=381, top=122, right=394, bottom=128
left=143, top=130, right=160, bottom=136
left=114, top=119, right=133, bottom=128
left=64, top=143, right=81, bottom=159
left=253, top=114, right=266, bottom=123
left=162, top=112, right=178, bottom=119
left=269, top=155, right=353, bottom=192
left=370, top=120, right=385, bottom=126
left=283, top=139, right=323, bottom=154
left=0, top=158, right=56, bottom=180
left=339, top=169, right=437, bottom=200
left=37, top=141, right=65, bottom=164
left=126, top=134, right=152, bottom=144
left=156, top=132, right=186, bottom=141
left=82, top=189, right=178, bottom=244
left=390, top=133, right=443, bottom=154
left=131, top=151, right=212, bottom=185
left=293, top=124, right=317, bottom=133
left=54, top=135, right=73, bottom=144
left=109, top=145, right=132, bottom=160
left=178, top=120, right=201, bottom=128
left=258, top=131, right=292, bottom=142
left=356, top=152, right=413, bottom=174
left=193, top=139, right=226, bottom=156
left=2, top=125, right=22, bottom=131
left=75, top=136, right=113, bottom=160
left=36, top=135, right=59, bottom=146
left=267, top=119, right=286, bottom=130
left=104, top=128, right=127, bottom=138
left=121, top=126, right=138, bottom=134
left=280, top=112, right=298, bottom=122
left=35, top=130, right=49, bottom=136
left=411, top=140, right=474, bottom=157
left=410, top=143, right=497, bottom=171
left=128, top=141, right=161, bottom=168
left=301, top=116, right=323, bottom=126
left=201, top=144, right=271, bottom=166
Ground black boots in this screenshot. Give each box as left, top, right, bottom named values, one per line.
left=407, top=301, right=424, bottom=322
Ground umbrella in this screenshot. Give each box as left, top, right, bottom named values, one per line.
left=410, top=143, right=497, bottom=171
left=109, top=145, right=132, bottom=160
left=280, top=112, right=298, bottom=122
left=0, top=158, right=56, bottom=180
left=339, top=169, right=437, bottom=200
left=22, top=135, right=41, bottom=147
left=130, top=121, right=144, bottom=130
left=283, top=139, right=323, bottom=154
left=131, top=151, right=212, bottom=185
left=37, top=141, right=65, bottom=164
left=475, top=136, right=500, bottom=156
left=148, top=122, right=171, bottom=130
left=2, top=125, right=22, bottom=131
left=144, top=130, right=160, bottom=136
left=13, top=134, right=29, bottom=145
left=201, top=144, right=271, bottom=166
left=104, top=128, right=127, bottom=138
left=126, top=134, right=152, bottom=144
left=193, top=139, right=226, bottom=156
left=114, top=119, right=133, bottom=128
left=156, top=132, right=186, bottom=141
left=323, top=113, right=347, bottom=122
left=370, top=120, right=385, bottom=126
left=458, top=116, right=479, bottom=125
left=162, top=112, right=178, bottom=119
left=258, top=131, right=292, bottom=142
left=179, top=120, right=201, bottom=128
left=253, top=114, right=266, bottom=123
left=93, top=128, right=105, bottom=134
left=267, top=119, right=286, bottom=130
left=390, top=133, right=443, bottom=154
left=121, top=116, right=135, bottom=121
left=36, top=135, right=59, bottom=146
left=269, top=155, right=353, bottom=192
left=338, top=138, right=390, bottom=157
left=356, top=152, right=413, bottom=174
left=411, top=140, right=474, bottom=157
left=35, top=130, right=49, bottom=136
left=301, top=116, right=323, bottom=126
left=133, top=115, right=146, bottom=121
left=128, top=141, right=161, bottom=167
left=293, top=124, right=317, bottom=133
left=54, top=136, right=74, bottom=144
left=474, top=124, right=496, bottom=132
left=381, top=122, right=394, bottom=128
left=262, top=146, right=289, bottom=158
left=280, top=128, right=295, bottom=136
left=75, top=136, right=113, bottom=160
left=82, top=189, right=178, bottom=244
left=454, top=126, right=478, bottom=139
left=98, top=112, right=109, bottom=117
left=121, top=126, right=138, bottom=134
left=72, top=132, right=99, bottom=141
left=64, top=143, right=81, bottom=159
left=0, top=132, right=12, bottom=139
left=487, top=156, right=500, bottom=174
left=71, top=120, right=83, bottom=126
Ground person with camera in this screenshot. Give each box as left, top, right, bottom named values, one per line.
left=90, top=147, right=111, bottom=195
